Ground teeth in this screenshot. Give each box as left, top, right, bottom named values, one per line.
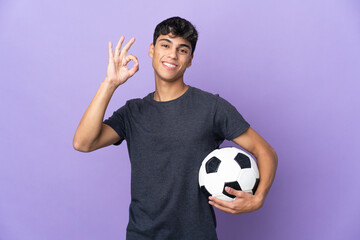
left=163, top=62, right=176, bottom=68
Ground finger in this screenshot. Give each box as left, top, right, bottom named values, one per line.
left=122, top=54, right=138, bottom=66
left=108, top=41, right=114, bottom=61
left=225, top=187, right=246, bottom=198
left=128, top=62, right=139, bottom=77
left=120, top=37, right=136, bottom=59
left=208, top=196, right=234, bottom=208
left=114, top=36, right=125, bottom=56
left=124, top=54, right=139, bottom=77
left=208, top=200, right=234, bottom=214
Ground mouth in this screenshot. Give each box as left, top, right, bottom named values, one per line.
left=162, top=61, right=178, bottom=70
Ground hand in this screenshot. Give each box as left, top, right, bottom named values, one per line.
left=105, top=36, right=139, bottom=87
left=208, top=187, right=264, bottom=215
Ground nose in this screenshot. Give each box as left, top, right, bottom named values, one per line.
left=168, top=47, right=178, bottom=59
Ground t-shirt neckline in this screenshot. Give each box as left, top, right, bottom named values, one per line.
left=149, top=85, right=192, bottom=104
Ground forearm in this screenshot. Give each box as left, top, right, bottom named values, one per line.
left=253, top=148, right=278, bottom=205
left=73, top=80, right=117, bottom=150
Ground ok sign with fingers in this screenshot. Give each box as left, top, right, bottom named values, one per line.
left=106, top=36, right=139, bottom=87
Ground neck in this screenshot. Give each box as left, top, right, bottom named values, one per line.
left=153, top=78, right=189, bottom=102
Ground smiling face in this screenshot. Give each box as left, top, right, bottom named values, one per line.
left=149, top=34, right=193, bottom=83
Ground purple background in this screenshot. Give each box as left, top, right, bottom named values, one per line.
left=1, top=0, right=359, bottom=239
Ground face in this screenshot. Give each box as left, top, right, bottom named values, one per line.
left=149, top=34, right=193, bottom=83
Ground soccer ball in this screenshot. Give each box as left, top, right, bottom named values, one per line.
left=198, top=147, right=260, bottom=202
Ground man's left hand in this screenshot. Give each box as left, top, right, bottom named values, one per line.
left=208, top=187, right=264, bottom=214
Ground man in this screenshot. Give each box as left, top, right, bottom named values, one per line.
left=73, top=16, right=277, bottom=240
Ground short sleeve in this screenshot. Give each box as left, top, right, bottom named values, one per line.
left=103, top=104, right=127, bottom=145
left=213, top=96, right=250, bottom=140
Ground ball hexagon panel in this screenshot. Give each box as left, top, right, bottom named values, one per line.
left=238, top=168, right=257, bottom=193
left=217, top=157, right=241, bottom=182
left=250, top=158, right=260, bottom=178
left=203, top=171, right=224, bottom=195
left=213, top=147, right=238, bottom=160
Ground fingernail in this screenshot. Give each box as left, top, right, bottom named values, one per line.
left=226, top=187, right=230, bottom=192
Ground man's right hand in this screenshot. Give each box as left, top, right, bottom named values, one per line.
left=105, top=36, right=139, bottom=87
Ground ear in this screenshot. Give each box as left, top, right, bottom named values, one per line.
left=187, top=54, right=194, bottom=67
left=149, top=43, right=154, bottom=58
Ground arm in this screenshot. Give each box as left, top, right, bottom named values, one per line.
left=209, top=127, right=278, bottom=214
left=73, top=36, right=139, bottom=152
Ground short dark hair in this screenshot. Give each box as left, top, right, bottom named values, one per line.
left=153, top=16, right=198, bottom=55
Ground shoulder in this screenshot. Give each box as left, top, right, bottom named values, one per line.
left=189, top=86, right=244, bottom=119
left=119, top=92, right=154, bottom=115
left=124, top=97, right=144, bottom=107
left=189, top=86, right=232, bottom=108
left=189, top=86, right=222, bottom=102
left=122, top=91, right=152, bottom=107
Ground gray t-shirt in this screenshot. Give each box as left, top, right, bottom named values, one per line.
left=104, top=85, right=250, bottom=240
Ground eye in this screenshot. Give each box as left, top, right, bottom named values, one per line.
left=179, top=48, right=188, bottom=54
left=161, top=44, right=169, bottom=48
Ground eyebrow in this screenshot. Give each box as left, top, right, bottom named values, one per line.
left=158, top=38, right=191, bottom=50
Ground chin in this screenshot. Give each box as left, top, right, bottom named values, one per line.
left=156, top=73, right=183, bottom=83
left=159, top=78, right=180, bottom=83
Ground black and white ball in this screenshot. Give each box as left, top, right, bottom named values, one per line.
left=199, top=147, right=260, bottom=202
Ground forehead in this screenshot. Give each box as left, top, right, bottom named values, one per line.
left=156, top=34, right=191, bottom=46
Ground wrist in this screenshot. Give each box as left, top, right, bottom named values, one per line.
left=254, top=192, right=266, bottom=209
left=102, top=78, right=119, bottom=92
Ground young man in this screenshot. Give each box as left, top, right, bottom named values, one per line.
left=73, top=17, right=277, bottom=240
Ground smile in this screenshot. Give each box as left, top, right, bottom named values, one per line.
left=162, top=61, right=178, bottom=70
